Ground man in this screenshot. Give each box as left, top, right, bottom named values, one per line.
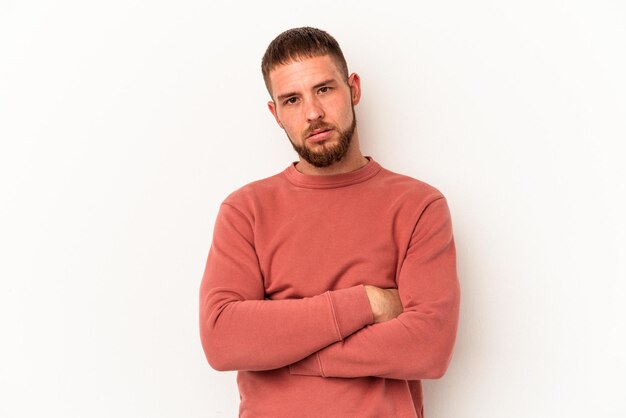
left=199, top=27, right=460, bottom=418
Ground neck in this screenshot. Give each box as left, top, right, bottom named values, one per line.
left=295, top=131, right=368, bottom=176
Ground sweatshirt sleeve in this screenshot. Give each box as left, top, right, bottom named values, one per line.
left=199, top=202, right=374, bottom=372
left=288, top=197, right=460, bottom=380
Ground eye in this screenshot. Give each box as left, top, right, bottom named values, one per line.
left=318, top=86, right=330, bottom=94
left=284, top=97, right=298, bottom=105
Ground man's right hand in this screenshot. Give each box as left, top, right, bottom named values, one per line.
left=364, top=285, right=404, bottom=323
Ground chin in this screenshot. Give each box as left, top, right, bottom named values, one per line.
left=308, top=135, right=339, bottom=146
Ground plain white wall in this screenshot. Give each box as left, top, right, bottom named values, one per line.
left=1, top=1, right=625, bottom=417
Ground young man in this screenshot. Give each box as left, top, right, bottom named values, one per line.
left=199, top=27, right=460, bottom=418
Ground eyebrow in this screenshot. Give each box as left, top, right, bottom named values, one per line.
left=276, top=79, right=338, bottom=102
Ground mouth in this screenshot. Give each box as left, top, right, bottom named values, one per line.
left=307, top=128, right=333, bottom=143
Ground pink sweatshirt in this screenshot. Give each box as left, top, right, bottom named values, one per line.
left=199, top=157, right=460, bottom=418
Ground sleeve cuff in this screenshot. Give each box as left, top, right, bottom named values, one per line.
left=289, top=352, right=324, bottom=376
left=289, top=285, right=373, bottom=377
left=327, top=284, right=375, bottom=340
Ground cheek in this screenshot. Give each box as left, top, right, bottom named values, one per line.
left=328, top=95, right=353, bottom=118
left=280, top=109, right=306, bottom=132
left=337, top=100, right=354, bottom=123
left=281, top=116, right=298, bottom=132
left=279, top=114, right=303, bottom=137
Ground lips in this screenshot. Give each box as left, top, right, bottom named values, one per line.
left=307, top=129, right=333, bottom=143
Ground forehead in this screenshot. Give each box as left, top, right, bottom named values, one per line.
left=269, top=55, right=344, bottom=96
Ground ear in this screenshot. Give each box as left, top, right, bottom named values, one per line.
left=347, top=73, right=361, bottom=106
left=267, top=101, right=284, bottom=129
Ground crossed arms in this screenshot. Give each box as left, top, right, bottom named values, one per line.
left=199, top=197, right=460, bottom=380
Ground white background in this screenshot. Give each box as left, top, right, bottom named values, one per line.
left=1, top=1, right=625, bottom=417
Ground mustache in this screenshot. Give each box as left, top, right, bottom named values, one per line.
left=304, top=122, right=335, bottom=138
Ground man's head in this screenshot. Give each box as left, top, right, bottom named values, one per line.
left=262, top=27, right=361, bottom=169
left=261, top=27, right=349, bottom=97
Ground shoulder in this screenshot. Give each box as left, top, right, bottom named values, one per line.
left=220, top=171, right=287, bottom=213
left=375, top=166, right=446, bottom=205
left=373, top=166, right=453, bottom=231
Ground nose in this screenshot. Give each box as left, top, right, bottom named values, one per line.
left=305, top=97, right=324, bottom=121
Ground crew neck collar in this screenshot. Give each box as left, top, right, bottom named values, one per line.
left=283, top=156, right=382, bottom=189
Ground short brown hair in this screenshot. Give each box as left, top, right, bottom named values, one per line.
left=261, top=27, right=349, bottom=97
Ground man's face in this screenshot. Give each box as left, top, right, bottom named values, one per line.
left=267, top=55, right=361, bottom=168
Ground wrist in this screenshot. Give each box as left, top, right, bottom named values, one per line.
left=364, top=285, right=382, bottom=322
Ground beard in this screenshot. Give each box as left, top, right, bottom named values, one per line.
left=287, top=107, right=357, bottom=168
